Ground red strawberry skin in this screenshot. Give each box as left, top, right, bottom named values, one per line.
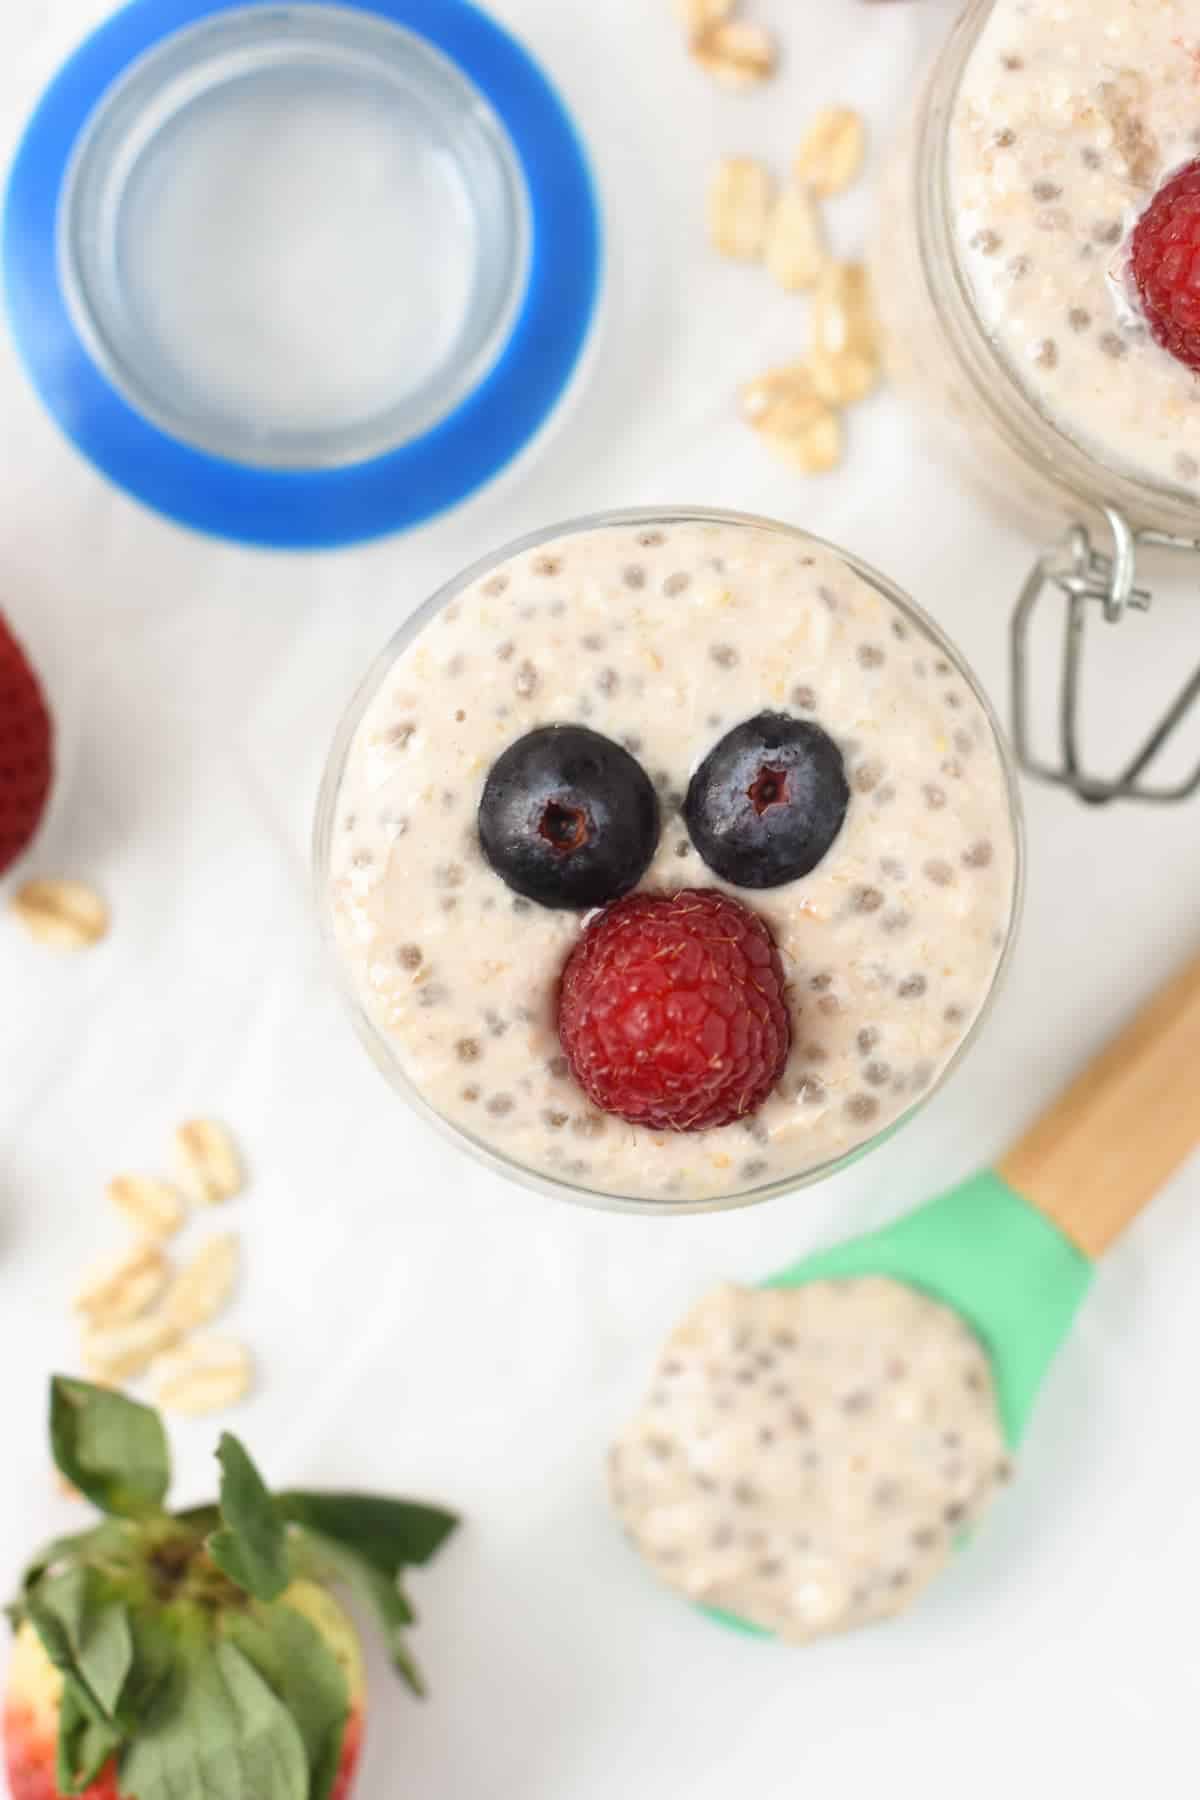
left=0, top=614, right=53, bottom=879
left=330, top=1715, right=364, bottom=1800
left=558, top=888, right=792, bottom=1132
left=3, top=1581, right=367, bottom=1800
left=4, top=1679, right=120, bottom=1798
left=3, top=1620, right=114, bottom=1800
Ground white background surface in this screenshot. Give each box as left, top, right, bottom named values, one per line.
left=2, top=1, right=1198, bottom=1795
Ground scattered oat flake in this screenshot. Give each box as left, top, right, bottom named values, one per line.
left=794, top=106, right=867, bottom=197
left=813, top=261, right=880, bottom=401
left=763, top=408, right=844, bottom=475
left=82, top=1312, right=180, bottom=1384
left=741, top=362, right=827, bottom=435
left=673, top=0, right=734, bottom=31
left=691, top=19, right=776, bottom=89
left=107, top=1174, right=187, bottom=1239
left=764, top=185, right=828, bottom=291
left=163, top=1233, right=241, bottom=1331
left=73, top=1240, right=168, bottom=1324
left=154, top=1337, right=254, bottom=1416
left=55, top=1472, right=82, bottom=1501
left=813, top=259, right=875, bottom=350
left=88, top=1257, right=169, bottom=1327
left=708, top=157, right=774, bottom=260
left=742, top=364, right=843, bottom=473
left=811, top=346, right=879, bottom=407
left=11, top=879, right=109, bottom=950
left=172, top=1119, right=243, bottom=1205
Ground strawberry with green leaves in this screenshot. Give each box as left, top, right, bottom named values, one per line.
left=4, top=1379, right=458, bottom=1800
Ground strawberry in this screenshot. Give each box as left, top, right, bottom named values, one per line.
left=0, top=615, right=53, bottom=879
left=4, top=1380, right=458, bottom=1800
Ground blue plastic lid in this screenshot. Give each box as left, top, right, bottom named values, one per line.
left=3, top=0, right=602, bottom=548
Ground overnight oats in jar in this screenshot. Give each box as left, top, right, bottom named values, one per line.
left=875, top=0, right=1200, bottom=802
left=316, top=509, right=1021, bottom=1213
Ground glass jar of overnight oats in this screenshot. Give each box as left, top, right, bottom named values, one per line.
left=875, top=0, right=1200, bottom=804
left=315, top=508, right=1022, bottom=1216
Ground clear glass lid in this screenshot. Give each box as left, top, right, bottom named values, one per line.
left=61, top=4, right=530, bottom=469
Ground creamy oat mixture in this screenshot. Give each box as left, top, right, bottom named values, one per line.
left=952, top=0, right=1200, bottom=496
left=609, top=1279, right=1011, bottom=1642
left=327, top=519, right=1016, bottom=1203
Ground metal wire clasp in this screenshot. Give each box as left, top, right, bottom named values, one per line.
left=1010, top=505, right=1200, bottom=805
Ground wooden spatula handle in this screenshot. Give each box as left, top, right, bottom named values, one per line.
left=997, top=949, right=1200, bottom=1259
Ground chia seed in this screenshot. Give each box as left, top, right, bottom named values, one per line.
left=853, top=886, right=885, bottom=913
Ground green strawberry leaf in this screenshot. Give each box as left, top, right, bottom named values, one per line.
left=381, top=1626, right=427, bottom=1702
left=171, top=1504, right=221, bottom=1536
left=224, top=1602, right=350, bottom=1800
left=25, top=1568, right=133, bottom=1724
left=277, top=1491, right=458, bottom=1574
left=16, top=1521, right=138, bottom=1603
left=277, top=1492, right=459, bottom=1699
left=57, top=1681, right=122, bottom=1795
left=50, top=1378, right=170, bottom=1518
left=119, top=1640, right=309, bottom=1800
left=42, top=1567, right=134, bottom=1717
left=207, top=1435, right=289, bottom=1603
left=289, top=1525, right=426, bottom=1697
left=25, top=1579, right=128, bottom=1795
left=117, top=1608, right=183, bottom=1741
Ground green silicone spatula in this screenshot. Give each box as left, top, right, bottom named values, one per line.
left=713, top=946, right=1200, bottom=1637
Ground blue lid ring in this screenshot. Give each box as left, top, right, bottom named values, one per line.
left=3, top=0, right=603, bottom=548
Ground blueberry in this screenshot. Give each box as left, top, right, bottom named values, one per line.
left=685, top=712, right=849, bottom=889
left=479, top=725, right=660, bottom=909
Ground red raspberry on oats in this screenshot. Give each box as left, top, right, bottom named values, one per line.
left=1131, top=158, right=1200, bottom=374
left=558, top=889, right=791, bottom=1132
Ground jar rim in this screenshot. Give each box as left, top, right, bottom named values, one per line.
left=915, top=0, right=1200, bottom=539
left=312, top=504, right=1026, bottom=1217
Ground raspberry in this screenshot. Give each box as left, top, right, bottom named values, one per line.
left=1131, top=158, right=1200, bottom=373
left=0, top=615, right=53, bottom=880
left=558, top=889, right=791, bottom=1132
